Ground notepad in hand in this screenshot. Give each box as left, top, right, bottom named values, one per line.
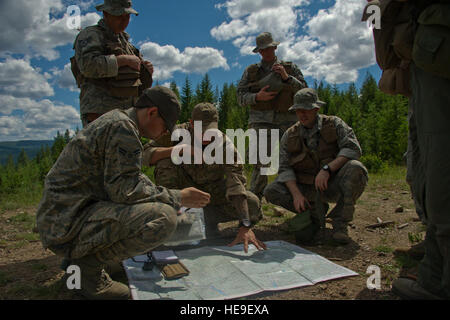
left=151, top=250, right=179, bottom=265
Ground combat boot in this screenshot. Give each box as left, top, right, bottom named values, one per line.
left=62, top=258, right=125, bottom=279
left=332, top=224, right=351, bottom=245
left=394, top=240, right=426, bottom=261
left=392, top=278, right=443, bottom=300
left=71, top=254, right=130, bottom=300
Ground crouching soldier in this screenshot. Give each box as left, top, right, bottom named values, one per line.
left=144, top=103, right=266, bottom=253
left=264, top=88, right=368, bottom=245
left=36, top=87, right=210, bottom=299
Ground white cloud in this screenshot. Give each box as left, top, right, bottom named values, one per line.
left=140, top=42, right=229, bottom=81
left=212, top=0, right=375, bottom=83
left=0, top=0, right=100, bottom=60
left=52, top=63, right=79, bottom=92
left=0, top=59, right=54, bottom=101
left=0, top=58, right=80, bottom=140
left=0, top=98, right=80, bottom=141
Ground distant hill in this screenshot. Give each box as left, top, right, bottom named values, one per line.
left=0, top=140, right=53, bottom=165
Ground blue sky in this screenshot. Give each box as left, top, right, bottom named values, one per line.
left=0, top=0, right=380, bottom=141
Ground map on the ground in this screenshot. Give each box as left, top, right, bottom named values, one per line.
left=123, top=240, right=358, bottom=300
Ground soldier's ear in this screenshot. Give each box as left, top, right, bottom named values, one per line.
left=147, top=107, right=158, bottom=119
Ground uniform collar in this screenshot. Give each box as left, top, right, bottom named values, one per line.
left=97, top=19, right=130, bottom=40
left=126, top=108, right=139, bottom=130
left=258, top=56, right=281, bottom=69
left=300, top=114, right=322, bottom=135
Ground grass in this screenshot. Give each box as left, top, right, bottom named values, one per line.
left=9, top=212, right=36, bottom=231
left=408, top=232, right=423, bottom=244
left=374, top=245, right=393, bottom=253
left=14, top=232, right=40, bottom=242
left=394, top=254, right=419, bottom=270
left=0, top=184, right=44, bottom=211
left=366, top=166, right=409, bottom=192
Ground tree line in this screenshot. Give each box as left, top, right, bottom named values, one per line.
left=0, top=73, right=408, bottom=204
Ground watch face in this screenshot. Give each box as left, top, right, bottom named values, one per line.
left=241, top=219, right=251, bottom=227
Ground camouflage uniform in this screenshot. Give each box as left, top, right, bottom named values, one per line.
left=264, top=113, right=368, bottom=235
left=36, top=108, right=181, bottom=263
left=238, top=57, right=307, bottom=199
left=408, top=63, right=450, bottom=299
left=144, top=122, right=262, bottom=234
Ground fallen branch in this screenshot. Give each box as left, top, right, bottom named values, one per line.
left=365, top=221, right=395, bottom=229
left=397, top=223, right=409, bottom=230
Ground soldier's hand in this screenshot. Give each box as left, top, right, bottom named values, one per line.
left=180, top=187, right=210, bottom=208
left=116, top=55, right=141, bottom=71
left=293, top=193, right=311, bottom=213
left=272, top=64, right=289, bottom=81
left=315, top=170, right=330, bottom=192
left=256, top=85, right=278, bottom=102
left=227, top=227, right=267, bottom=253
left=143, top=60, right=154, bottom=75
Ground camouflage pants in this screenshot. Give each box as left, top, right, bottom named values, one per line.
left=248, top=122, right=295, bottom=199
left=69, top=201, right=177, bottom=262
left=410, top=63, right=450, bottom=299
left=405, top=103, right=426, bottom=224
left=264, top=160, right=368, bottom=231
left=154, top=159, right=262, bottom=231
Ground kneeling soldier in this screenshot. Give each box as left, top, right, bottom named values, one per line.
left=144, top=103, right=266, bottom=253
left=36, top=87, right=210, bottom=299
left=264, top=88, right=368, bottom=245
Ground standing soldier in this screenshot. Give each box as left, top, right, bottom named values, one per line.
left=144, top=103, right=266, bottom=253
left=264, top=88, right=368, bottom=245
left=71, top=0, right=154, bottom=127
left=36, top=87, right=210, bottom=299
left=362, top=0, right=450, bottom=299
left=237, top=32, right=308, bottom=200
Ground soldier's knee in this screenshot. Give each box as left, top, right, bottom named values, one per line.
left=141, top=203, right=178, bottom=242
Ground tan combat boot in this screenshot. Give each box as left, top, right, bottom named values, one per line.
left=394, top=240, right=426, bottom=261
left=332, top=224, right=351, bottom=245
left=71, top=254, right=130, bottom=300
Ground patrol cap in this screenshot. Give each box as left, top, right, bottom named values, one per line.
left=96, top=0, right=138, bottom=16
left=288, top=88, right=326, bottom=111
left=191, top=103, right=219, bottom=132
left=253, top=32, right=280, bottom=53
left=135, top=86, right=180, bottom=133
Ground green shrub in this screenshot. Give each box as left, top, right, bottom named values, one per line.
left=361, top=154, right=386, bottom=173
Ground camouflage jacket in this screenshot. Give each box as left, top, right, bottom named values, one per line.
left=36, top=108, right=181, bottom=250
left=74, top=19, right=140, bottom=116
left=144, top=122, right=248, bottom=201
left=237, top=57, right=307, bottom=125
left=277, top=114, right=363, bottom=183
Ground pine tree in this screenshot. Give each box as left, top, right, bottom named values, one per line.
left=17, top=148, right=29, bottom=167
left=180, top=76, right=194, bottom=123
left=170, top=81, right=180, bottom=100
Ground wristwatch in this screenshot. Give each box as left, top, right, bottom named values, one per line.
left=239, top=219, right=252, bottom=228
left=322, top=164, right=332, bottom=173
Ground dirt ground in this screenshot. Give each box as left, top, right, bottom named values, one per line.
left=0, top=167, right=424, bottom=300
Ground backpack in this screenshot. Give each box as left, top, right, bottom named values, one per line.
left=362, top=0, right=416, bottom=96
left=412, top=3, right=450, bottom=80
